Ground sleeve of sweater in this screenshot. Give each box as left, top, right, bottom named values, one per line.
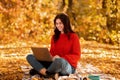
left=62, top=34, right=81, bottom=66
left=50, top=36, right=56, bottom=56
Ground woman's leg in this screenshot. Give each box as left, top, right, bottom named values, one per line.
left=47, top=58, right=74, bottom=75
left=26, top=54, right=52, bottom=73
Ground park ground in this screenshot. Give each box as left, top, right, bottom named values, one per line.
left=0, top=39, right=119, bottom=80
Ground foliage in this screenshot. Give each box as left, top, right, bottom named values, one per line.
left=0, top=0, right=120, bottom=45
left=69, top=0, right=120, bottom=45
left=0, top=1, right=119, bottom=79
left=0, top=0, right=57, bottom=44
left=0, top=40, right=119, bottom=79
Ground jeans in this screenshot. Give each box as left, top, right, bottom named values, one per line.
left=26, top=54, right=75, bottom=75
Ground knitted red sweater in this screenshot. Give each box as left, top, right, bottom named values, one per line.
left=50, top=33, right=81, bottom=68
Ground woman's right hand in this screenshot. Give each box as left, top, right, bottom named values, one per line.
left=52, top=55, right=60, bottom=61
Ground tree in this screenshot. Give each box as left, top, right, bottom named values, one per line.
left=102, top=0, right=118, bottom=32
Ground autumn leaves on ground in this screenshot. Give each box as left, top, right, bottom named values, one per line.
left=0, top=39, right=119, bottom=80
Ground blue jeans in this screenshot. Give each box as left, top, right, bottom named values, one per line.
left=26, top=54, right=75, bottom=75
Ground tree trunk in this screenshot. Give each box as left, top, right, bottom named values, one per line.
left=68, top=0, right=73, bottom=10
left=102, top=0, right=117, bottom=32
left=58, top=0, right=65, bottom=11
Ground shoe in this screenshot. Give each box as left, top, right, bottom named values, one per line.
left=58, top=72, right=69, bottom=76
left=44, top=71, right=59, bottom=79
left=45, top=73, right=59, bottom=80
left=29, top=69, right=39, bottom=76
left=29, top=69, right=46, bottom=78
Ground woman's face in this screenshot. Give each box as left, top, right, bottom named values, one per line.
left=55, top=18, right=64, bottom=33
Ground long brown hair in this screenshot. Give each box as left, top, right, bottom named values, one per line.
left=53, top=13, right=74, bottom=42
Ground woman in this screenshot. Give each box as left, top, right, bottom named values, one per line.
left=26, top=13, right=81, bottom=78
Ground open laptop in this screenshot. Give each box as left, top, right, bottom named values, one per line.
left=31, top=47, right=52, bottom=62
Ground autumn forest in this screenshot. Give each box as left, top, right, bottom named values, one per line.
left=0, top=0, right=120, bottom=80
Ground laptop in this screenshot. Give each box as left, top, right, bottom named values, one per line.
left=31, top=47, right=52, bottom=62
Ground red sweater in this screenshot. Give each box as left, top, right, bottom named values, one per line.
left=50, top=33, right=81, bottom=68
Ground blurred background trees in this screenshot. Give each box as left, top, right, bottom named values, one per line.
left=0, top=0, right=120, bottom=45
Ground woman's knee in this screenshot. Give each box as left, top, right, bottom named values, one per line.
left=55, top=58, right=66, bottom=64
left=26, top=54, right=34, bottom=61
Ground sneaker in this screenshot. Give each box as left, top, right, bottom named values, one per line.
left=58, top=72, right=69, bottom=76
left=44, top=71, right=59, bottom=79
left=29, top=69, right=39, bottom=76
left=29, top=69, right=46, bottom=78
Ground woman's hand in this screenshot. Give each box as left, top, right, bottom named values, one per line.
left=52, top=55, right=60, bottom=61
